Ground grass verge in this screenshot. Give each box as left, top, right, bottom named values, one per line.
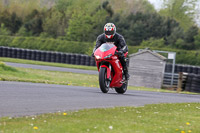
left=128, top=86, right=199, bottom=95
left=1, top=103, right=200, bottom=133
left=0, top=57, right=97, bottom=71
left=0, top=62, right=99, bottom=87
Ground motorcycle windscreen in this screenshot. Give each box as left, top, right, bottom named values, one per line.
left=99, top=43, right=115, bottom=52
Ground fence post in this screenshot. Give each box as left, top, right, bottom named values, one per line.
left=177, top=72, right=183, bottom=92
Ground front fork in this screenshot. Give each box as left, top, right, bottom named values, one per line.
left=101, top=64, right=111, bottom=80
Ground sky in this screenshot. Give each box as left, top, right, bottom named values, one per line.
left=148, top=0, right=163, bottom=10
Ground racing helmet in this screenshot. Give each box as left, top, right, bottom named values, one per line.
left=104, top=23, right=116, bottom=39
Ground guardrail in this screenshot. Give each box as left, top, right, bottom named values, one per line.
left=163, top=73, right=179, bottom=86
left=0, top=46, right=96, bottom=66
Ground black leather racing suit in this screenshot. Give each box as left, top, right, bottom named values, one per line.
left=94, top=33, right=129, bottom=79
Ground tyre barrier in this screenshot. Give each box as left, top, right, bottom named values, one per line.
left=80, top=55, right=86, bottom=65
left=45, top=52, right=51, bottom=62
left=165, top=63, right=172, bottom=73
left=165, top=63, right=200, bottom=75
left=90, top=57, right=96, bottom=66
left=31, top=50, right=36, bottom=60
left=0, top=46, right=96, bottom=66
left=65, top=53, right=71, bottom=64
left=40, top=51, right=46, bottom=62
left=35, top=50, right=41, bottom=61
left=50, top=52, right=56, bottom=62
left=26, top=50, right=31, bottom=60
left=193, top=67, right=198, bottom=74
left=85, top=56, right=90, bottom=66
left=2, top=47, right=8, bottom=57
left=70, top=54, right=76, bottom=65
left=55, top=52, right=61, bottom=63
left=0, top=47, right=3, bottom=57
left=182, top=65, right=188, bottom=73
left=75, top=54, right=81, bottom=65
left=60, top=53, right=66, bottom=63
left=183, top=74, right=200, bottom=93
left=176, top=64, right=182, bottom=73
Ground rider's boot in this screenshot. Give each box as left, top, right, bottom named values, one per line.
left=124, top=69, right=130, bottom=80
left=122, top=64, right=130, bottom=80
left=120, top=56, right=130, bottom=80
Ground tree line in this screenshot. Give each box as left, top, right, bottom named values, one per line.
left=0, top=0, right=199, bottom=51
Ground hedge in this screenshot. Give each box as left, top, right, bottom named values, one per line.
left=0, top=35, right=92, bottom=54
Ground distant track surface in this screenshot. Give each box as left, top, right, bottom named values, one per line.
left=0, top=81, right=200, bottom=117
left=5, top=62, right=98, bottom=75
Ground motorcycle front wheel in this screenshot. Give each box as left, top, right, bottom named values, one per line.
left=99, top=67, right=110, bottom=93
left=115, top=81, right=128, bottom=94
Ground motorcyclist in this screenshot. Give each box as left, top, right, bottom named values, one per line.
left=93, top=23, right=130, bottom=80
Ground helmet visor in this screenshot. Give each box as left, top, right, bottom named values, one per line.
left=105, top=30, right=114, bottom=35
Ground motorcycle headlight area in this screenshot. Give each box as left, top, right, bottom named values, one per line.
left=95, top=55, right=101, bottom=59
left=104, top=54, right=112, bottom=59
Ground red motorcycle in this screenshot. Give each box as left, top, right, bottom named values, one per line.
left=94, top=43, right=128, bottom=94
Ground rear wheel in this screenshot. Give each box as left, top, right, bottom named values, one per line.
left=99, top=67, right=110, bottom=93
left=115, top=81, right=128, bottom=94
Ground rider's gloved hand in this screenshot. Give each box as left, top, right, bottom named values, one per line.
left=115, top=50, right=124, bottom=56
left=91, top=53, right=95, bottom=57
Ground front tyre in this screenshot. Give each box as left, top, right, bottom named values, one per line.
left=115, top=81, right=128, bottom=94
left=99, top=67, right=110, bottom=93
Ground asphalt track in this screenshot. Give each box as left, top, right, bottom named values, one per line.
left=0, top=81, right=200, bottom=117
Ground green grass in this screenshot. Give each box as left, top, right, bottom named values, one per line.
left=0, top=57, right=97, bottom=71
left=0, top=103, right=200, bottom=133
left=0, top=61, right=18, bottom=72
left=128, top=86, right=200, bottom=95
left=0, top=62, right=99, bottom=87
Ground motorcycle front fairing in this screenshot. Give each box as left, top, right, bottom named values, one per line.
left=94, top=43, right=123, bottom=88
left=94, top=43, right=115, bottom=70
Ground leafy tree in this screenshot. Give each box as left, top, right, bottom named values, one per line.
left=109, top=0, right=155, bottom=15
left=166, top=26, right=184, bottom=46
left=182, top=25, right=199, bottom=49
left=184, top=25, right=199, bottom=43
left=0, top=1, right=4, bottom=13
left=102, top=1, right=113, bottom=17
left=174, top=38, right=185, bottom=49
left=159, top=0, right=198, bottom=30
left=55, top=0, right=74, bottom=13
left=0, top=23, right=11, bottom=35
left=162, top=17, right=180, bottom=38
left=66, top=11, right=94, bottom=42
left=24, top=9, right=44, bottom=36
left=65, top=0, right=109, bottom=42
left=16, top=26, right=32, bottom=36
left=194, top=32, right=200, bottom=49
left=39, top=32, right=52, bottom=38
left=113, top=12, right=181, bottom=46
left=9, top=12, right=22, bottom=33
left=42, top=9, right=67, bottom=37
left=0, top=10, right=22, bottom=34
left=6, top=0, right=42, bottom=19
left=127, top=0, right=155, bottom=14
left=141, top=38, right=165, bottom=48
